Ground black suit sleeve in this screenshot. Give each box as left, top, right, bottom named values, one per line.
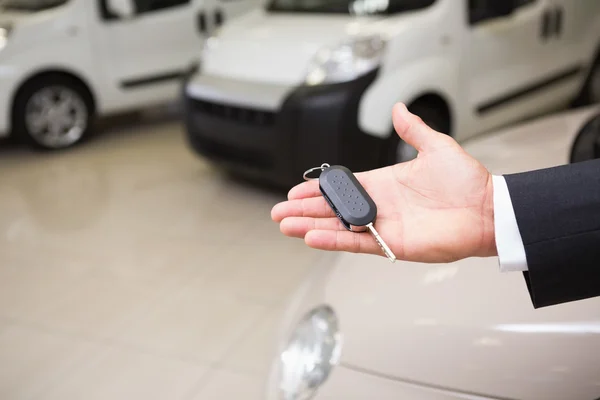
left=504, top=159, right=600, bottom=308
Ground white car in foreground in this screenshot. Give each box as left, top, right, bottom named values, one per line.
left=265, top=106, right=600, bottom=400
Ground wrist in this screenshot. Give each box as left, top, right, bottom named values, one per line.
left=479, top=172, right=498, bottom=257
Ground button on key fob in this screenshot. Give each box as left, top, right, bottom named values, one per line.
left=318, top=165, right=396, bottom=262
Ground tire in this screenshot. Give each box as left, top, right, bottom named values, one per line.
left=13, top=75, right=94, bottom=150
left=381, top=101, right=450, bottom=166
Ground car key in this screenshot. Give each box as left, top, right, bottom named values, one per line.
left=303, top=164, right=397, bottom=262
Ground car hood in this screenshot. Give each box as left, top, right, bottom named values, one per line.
left=202, top=10, right=386, bottom=85
left=324, top=107, right=600, bottom=400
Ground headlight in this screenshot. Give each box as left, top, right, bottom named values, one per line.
left=305, top=35, right=386, bottom=86
left=0, top=24, right=13, bottom=50
left=279, top=305, right=342, bottom=400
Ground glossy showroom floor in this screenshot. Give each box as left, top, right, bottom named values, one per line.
left=0, top=111, right=325, bottom=399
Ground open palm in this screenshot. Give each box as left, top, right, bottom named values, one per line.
left=271, top=104, right=498, bottom=263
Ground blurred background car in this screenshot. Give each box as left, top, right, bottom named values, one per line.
left=0, top=0, right=261, bottom=150
left=266, top=105, right=600, bottom=400
left=184, top=0, right=600, bottom=187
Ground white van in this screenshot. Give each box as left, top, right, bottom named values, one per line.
left=0, top=0, right=262, bottom=149
left=184, top=0, right=600, bottom=187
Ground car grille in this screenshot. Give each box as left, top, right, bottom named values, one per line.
left=189, top=136, right=274, bottom=170
left=189, top=98, right=276, bottom=126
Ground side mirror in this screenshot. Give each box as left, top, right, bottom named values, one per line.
left=106, top=0, right=135, bottom=18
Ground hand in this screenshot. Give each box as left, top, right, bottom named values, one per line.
left=271, top=103, right=497, bottom=263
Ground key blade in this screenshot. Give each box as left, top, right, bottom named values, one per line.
left=367, top=223, right=396, bottom=263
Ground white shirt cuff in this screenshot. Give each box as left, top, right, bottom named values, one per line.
left=492, top=175, right=529, bottom=272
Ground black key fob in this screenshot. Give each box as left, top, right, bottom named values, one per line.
left=319, top=165, right=377, bottom=232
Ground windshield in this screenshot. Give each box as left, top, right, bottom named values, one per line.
left=267, top=0, right=436, bottom=15
left=1, top=0, right=68, bottom=11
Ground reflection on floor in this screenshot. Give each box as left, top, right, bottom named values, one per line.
left=0, top=112, right=324, bottom=399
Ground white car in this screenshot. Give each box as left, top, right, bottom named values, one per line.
left=0, top=0, right=262, bottom=149
left=184, top=0, right=600, bottom=187
left=265, top=105, right=600, bottom=400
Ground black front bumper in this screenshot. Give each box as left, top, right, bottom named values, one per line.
left=183, top=71, right=383, bottom=188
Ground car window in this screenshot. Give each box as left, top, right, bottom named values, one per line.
left=515, top=0, right=535, bottom=7
left=98, top=0, right=189, bottom=20
left=469, top=0, right=536, bottom=24
left=1, top=0, right=68, bottom=11
left=267, top=0, right=436, bottom=15
left=133, top=0, right=190, bottom=14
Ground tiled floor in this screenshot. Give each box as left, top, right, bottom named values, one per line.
left=0, top=112, right=323, bottom=399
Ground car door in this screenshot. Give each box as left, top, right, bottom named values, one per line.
left=96, top=0, right=203, bottom=94
left=548, top=0, right=597, bottom=90
left=464, top=0, right=575, bottom=133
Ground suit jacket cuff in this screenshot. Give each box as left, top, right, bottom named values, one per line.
left=492, top=175, right=529, bottom=272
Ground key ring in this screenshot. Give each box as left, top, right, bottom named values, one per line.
left=303, top=163, right=331, bottom=181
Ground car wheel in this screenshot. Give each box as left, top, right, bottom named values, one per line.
left=381, top=102, right=450, bottom=166
left=570, top=112, right=600, bottom=163
left=13, top=76, right=94, bottom=150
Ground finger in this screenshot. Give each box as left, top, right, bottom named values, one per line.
left=271, top=197, right=335, bottom=222
left=304, top=230, right=381, bottom=256
left=392, top=103, right=448, bottom=153
left=288, top=180, right=320, bottom=200
left=280, top=217, right=345, bottom=238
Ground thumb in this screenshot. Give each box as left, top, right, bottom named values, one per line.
left=392, top=103, right=449, bottom=153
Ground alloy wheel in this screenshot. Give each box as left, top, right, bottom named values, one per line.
left=24, top=86, right=88, bottom=149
